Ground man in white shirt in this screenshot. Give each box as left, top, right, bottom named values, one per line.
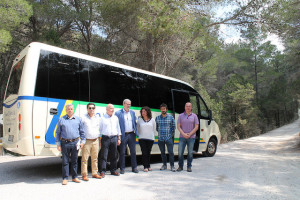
left=81, top=103, right=102, bottom=181
left=99, top=104, right=121, bottom=177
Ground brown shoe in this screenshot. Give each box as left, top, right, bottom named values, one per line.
left=111, top=171, right=120, bottom=176
left=92, top=174, right=102, bottom=179
left=62, top=180, right=68, bottom=185
left=82, top=176, right=89, bottom=181
left=100, top=172, right=105, bottom=178
left=72, top=178, right=81, bottom=183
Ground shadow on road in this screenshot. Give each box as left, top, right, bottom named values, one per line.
left=0, top=156, right=62, bottom=185
left=0, top=153, right=203, bottom=185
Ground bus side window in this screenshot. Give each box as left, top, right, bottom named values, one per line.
left=199, top=97, right=209, bottom=119
left=5, top=57, right=25, bottom=98
left=53, top=55, right=79, bottom=100
left=35, top=51, right=49, bottom=97
left=172, top=90, right=189, bottom=114
left=89, top=63, right=138, bottom=105
left=136, top=73, right=172, bottom=110
left=78, top=59, right=90, bottom=101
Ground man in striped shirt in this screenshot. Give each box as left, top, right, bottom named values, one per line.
left=155, top=103, right=176, bottom=172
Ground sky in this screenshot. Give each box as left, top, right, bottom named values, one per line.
left=219, top=24, right=285, bottom=52
left=213, top=2, right=285, bottom=52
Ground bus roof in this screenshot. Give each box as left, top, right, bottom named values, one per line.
left=26, top=42, right=194, bottom=89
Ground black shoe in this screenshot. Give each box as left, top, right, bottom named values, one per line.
left=187, top=168, right=192, bottom=172
left=132, top=168, right=139, bottom=173
left=120, top=170, right=125, bottom=174
left=177, top=167, right=183, bottom=172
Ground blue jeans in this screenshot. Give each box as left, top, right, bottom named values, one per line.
left=178, top=137, right=195, bottom=168
left=61, top=140, right=79, bottom=180
left=120, top=132, right=137, bottom=170
left=99, top=135, right=118, bottom=173
left=158, top=139, right=174, bottom=167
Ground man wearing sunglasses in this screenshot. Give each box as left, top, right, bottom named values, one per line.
left=80, top=103, right=102, bottom=181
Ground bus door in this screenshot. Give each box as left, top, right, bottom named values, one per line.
left=171, top=90, right=201, bottom=152
left=189, top=94, right=201, bottom=152
left=198, top=96, right=212, bottom=152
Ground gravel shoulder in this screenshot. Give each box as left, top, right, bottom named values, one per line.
left=0, top=119, right=299, bottom=200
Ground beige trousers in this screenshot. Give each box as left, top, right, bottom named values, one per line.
left=81, top=138, right=100, bottom=176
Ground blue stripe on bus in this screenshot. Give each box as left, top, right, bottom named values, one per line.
left=3, top=95, right=54, bottom=108
left=3, top=95, right=66, bottom=145
left=3, top=96, right=34, bottom=108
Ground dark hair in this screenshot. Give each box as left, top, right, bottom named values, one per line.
left=87, top=103, right=96, bottom=109
left=140, top=106, right=152, bottom=119
left=160, top=103, right=168, bottom=110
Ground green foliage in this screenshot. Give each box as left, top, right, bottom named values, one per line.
left=137, top=0, right=188, bottom=38
left=262, top=0, right=300, bottom=39
left=217, top=75, right=259, bottom=141
left=0, top=0, right=32, bottom=52
left=0, top=0, right=299, bottom=142
left=0, top=30, right=12, bottom=52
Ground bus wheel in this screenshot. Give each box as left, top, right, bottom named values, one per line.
left=203, top=138, right=217, bottom=157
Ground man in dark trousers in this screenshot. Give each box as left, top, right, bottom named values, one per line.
left=56, top=104, right=86, bottom=185
left=115, top=99, right=139, bottom=174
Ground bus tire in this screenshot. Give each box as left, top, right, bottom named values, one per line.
left=202, top=138, right=217, bottom=157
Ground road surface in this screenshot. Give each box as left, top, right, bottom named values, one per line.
left=0, top=119, right=299, bottom=200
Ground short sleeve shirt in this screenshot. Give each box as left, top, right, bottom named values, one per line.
left=177, top=112, right=199, bottom=138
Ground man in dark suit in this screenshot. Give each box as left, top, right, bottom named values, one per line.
left=115, top=99, right=139, bottom=174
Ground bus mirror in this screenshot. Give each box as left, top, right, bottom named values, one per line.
left=208, top=110, right=212, bottom=125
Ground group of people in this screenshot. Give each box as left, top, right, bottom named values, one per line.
left=55, top=99, right=199, bottom=185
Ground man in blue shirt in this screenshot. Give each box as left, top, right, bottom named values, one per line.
left=155, top=103, right=176, bottom=172
left=115, top=99, right=139, bottom=174
left=56, top=104, right=86, bottom=185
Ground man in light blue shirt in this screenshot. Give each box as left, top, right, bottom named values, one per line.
left=56, top=104, right=86, bottom=185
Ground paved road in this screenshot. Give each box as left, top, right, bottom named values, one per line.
left=0, top=119, right=299, bottom=200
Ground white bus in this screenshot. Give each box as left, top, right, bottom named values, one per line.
left=2, top=42, right=221, bottom=157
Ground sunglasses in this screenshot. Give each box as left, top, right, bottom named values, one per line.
left=88, top=107, right=95, bottom=110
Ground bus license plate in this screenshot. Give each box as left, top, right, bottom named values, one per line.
left=8, top=135, right=14, bottom=142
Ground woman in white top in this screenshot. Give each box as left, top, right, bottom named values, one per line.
left=137, top=106, right=156, bottom=172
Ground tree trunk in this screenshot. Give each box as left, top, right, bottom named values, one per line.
left=254, top=48, right=258, bottom=103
